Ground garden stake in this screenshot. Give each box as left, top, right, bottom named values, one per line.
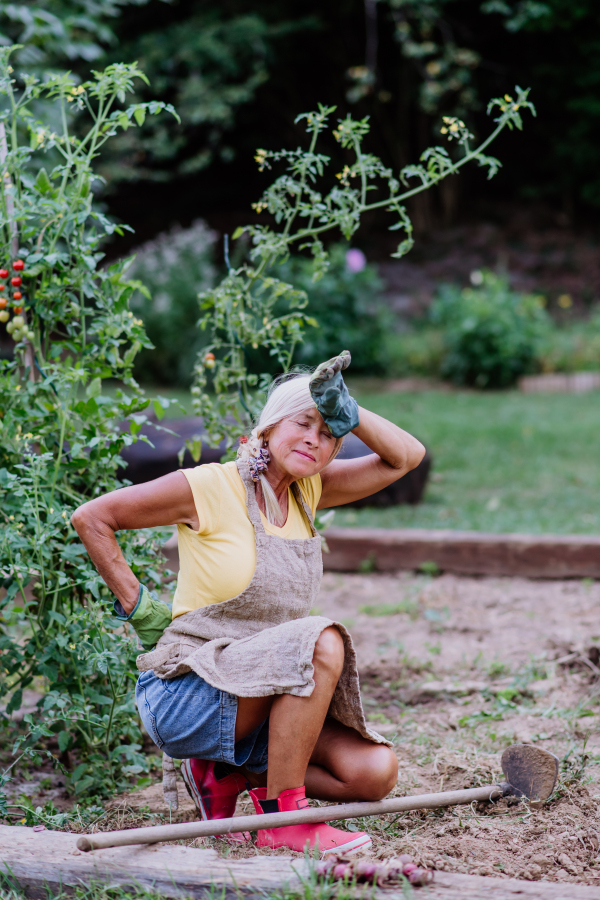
left=77, top=744, right=558, bottom=852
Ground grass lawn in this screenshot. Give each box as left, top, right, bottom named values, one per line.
left=337, top=387, right=600, bottom=535
left=133, top=384, right=600, bottom=535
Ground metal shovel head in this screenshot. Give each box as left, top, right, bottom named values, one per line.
left=501, top=744, right=559, bottom=806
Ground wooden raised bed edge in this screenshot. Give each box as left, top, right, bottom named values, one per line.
left=163, top=528, right=600, bottom=579
left=2, top=826, right=600, bottom=900
left=322, top=528, right=600, bottom=579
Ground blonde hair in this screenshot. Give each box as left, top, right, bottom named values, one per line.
left=237, top=374, right=343, bottom=526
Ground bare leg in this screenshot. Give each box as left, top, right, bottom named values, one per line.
left=305, top=718, right=398, bottom=801
left=265, top=626, right=344, bottom=798
left=233, top=627, right=345, bottom=799
left=233, top=627, right=397, bottom=802
left=234, top=695, right=274, bottom=743
left=239, top=720, right=398, bottom=802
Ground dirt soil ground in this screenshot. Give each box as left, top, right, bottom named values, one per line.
left=5, top=572, right=600, bottom=889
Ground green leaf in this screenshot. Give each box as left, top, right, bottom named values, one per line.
left=124, top=340, right=141, bottom=367
left=86, top=690, right=113, bottom=706
left=86, top=377, right=101, bottom=399
left=70, top=763, right=88, bottom=784
left=134, top=108, right=146, bottom=126
left=186, top=437, right=202, bottom=463
left=232, top=226, right=246, bottom=240
left=35, top=167, right=52, bottom=194
left=153, top=399, right=166, bottom=420
left=73, top=776, right=95, bottom=794
left=6, top=689, right=22, bottom=715
left=115, top=286, right=134, bottom=314
left=57, top=730, right=71, bottom=753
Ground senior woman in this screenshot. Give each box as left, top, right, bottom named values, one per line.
left=72, top=352, right=425, bottom=855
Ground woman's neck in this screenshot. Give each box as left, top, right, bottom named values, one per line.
left=264, top=463, right=296, bottom=500
left=256, top=462, right=295, bottom=521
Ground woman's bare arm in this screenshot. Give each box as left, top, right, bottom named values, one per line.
left=318, top=406, right=425, bottom=509
left=70, top=471, right=197, bottom=615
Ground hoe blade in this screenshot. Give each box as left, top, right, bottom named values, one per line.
left=501, top=744, right=559, bottom=805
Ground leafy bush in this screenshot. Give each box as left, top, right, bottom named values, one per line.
left=430, top=271, right=550, bottom=388
left=275, top=244, right=391, bottom=373
left=384, top=328, right=445, bottom=379
left=0, top=53, right=179, bottom=802
left=129, top=221, right=217, bottom=386
left=536, top=308, right=600, bottom=374
left=384, top=312, right=600, bottom=383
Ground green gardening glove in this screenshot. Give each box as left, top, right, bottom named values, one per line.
left=113, top=584, right=172, bottom=652
left=310, top=350, right=359, bottom=438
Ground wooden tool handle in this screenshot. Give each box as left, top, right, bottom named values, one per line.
left=77, top=783, right=506, bottom=851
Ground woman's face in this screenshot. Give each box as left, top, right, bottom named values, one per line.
left=266, top=408, right=335, bottom=479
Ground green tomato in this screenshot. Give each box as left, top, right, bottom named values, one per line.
left=12, top=328, right=23, bottom=341
left=6, top=320, right=14, bottom=334
left=12, top=315, right=24, bottom=329
left=0, top=310, right=9, bottom=323
left=27, top=329, right=35, bottom=341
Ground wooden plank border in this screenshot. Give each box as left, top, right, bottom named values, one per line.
left=163, top=529, right=600, bottom=580
left=2, top=826, right=600, bottom=900
left=0, top=825, right=306, bottom=899
left=321, top=528, right=600, bottom=579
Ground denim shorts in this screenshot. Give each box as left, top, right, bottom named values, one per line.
left=135, top=669, right=269, bottom=773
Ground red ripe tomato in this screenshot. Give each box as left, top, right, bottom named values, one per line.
left=13, top=305, right=23, bottom=313
left=13, top=293, right=22, bottom=302
left=11, top=276, right=22, bottom=287
left=12, top=259, right=25, bottom=271
left=0, top=284, right=4, bottom=291
left=0, top=269, right=8, bottom=279
left=0, top=298, right=6, bottom=309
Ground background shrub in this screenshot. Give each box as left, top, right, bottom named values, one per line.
left=536, top=308, right=600, bottom=374
left=384, top=327, right=445, bottom=380
left=130, top=221, right=217, bottom=386
left=429, top=271, right=550, bottom=388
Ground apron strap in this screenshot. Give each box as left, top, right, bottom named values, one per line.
left=291, top=481, right=318, bottom=537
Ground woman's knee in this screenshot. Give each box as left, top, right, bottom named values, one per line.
left=352, top=746, right=398, bottom=801
left=313, top=627, right=345, bottom=678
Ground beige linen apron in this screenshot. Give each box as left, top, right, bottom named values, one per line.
left=138, top=460, right=389, bottom=805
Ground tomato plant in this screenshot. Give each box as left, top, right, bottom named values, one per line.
left=0, top=48, right=179, bottom=803
left=194, top=92, right=535, bottom=453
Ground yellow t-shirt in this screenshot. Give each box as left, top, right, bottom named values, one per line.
left=172, top=461, right=322, bottom=618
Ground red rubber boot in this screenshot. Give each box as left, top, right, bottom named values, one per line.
left=249, top=786, right=371, bottom=855
left=181, top=758, right=250, bottom=843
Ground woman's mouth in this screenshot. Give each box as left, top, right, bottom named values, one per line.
left=294, top=449, right=316, bottom=462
